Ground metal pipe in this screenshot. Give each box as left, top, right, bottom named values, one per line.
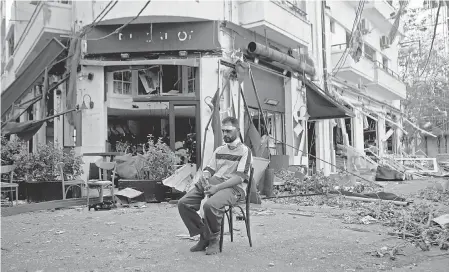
left=247, top=42, right=316, bottom=77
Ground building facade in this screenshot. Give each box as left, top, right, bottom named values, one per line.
left=325, top=0, right=407, bottom=169
left=1, top=0, right=408, bottom=181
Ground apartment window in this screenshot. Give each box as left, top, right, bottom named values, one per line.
left=364, top=44, right=376, bottom=62
left=382, top=56, right=389, bottom=69
left=330, top=19, right=335, bottom=33
left=112, top=71, right=132, bottom=95
left=346, top=31, right=351, bottom=47
left=7, top=34, right=14, bottom=57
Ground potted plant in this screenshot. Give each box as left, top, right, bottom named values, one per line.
left=115, top=136, right=179, bottom=203
left=14, top=143, right=84, bottom=202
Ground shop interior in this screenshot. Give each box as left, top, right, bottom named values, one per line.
left=107, top=105, right=197, bottom=165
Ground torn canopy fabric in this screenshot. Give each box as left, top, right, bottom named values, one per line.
left=305, top=80, right=354, bottom=120
left=1, top=109, right=78, bottom=142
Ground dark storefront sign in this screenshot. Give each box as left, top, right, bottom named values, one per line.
left=243, top=66, right=285, bottom=113
left=86, top=21, right=221, bottom=55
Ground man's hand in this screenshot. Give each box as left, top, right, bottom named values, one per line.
left=205, top=185, right=220, bottom=196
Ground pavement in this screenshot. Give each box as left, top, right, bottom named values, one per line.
left=2, top=197, right=449, bottom=272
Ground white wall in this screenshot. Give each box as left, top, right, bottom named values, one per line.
left=75, top=0, right=227, bottom=28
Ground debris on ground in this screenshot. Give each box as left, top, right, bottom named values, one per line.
left=176, top=234, right=199, bottom=241
left=252, top=209, right=276, bottom=216
left=414, top=187, right=449, bottom=206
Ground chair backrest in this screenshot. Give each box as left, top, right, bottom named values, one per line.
left=1, top=165, right=16, bottom=183
left=56, top=162, right=65, bottom=183
left=245, top=167, right=254, bottom=206
left=95, top=159, right=117, bottom=183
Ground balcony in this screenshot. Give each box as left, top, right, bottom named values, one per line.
left=238, top=0, right=311, bottom=48
left=331, top=43, right=376, bottom=84
left=348, top=0, right=397, bottom=35
left=371, top=61, right=406, bottom=100
left=10, top=1, right=71, bottom=77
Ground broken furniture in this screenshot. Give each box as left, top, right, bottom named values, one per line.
left=1, top=165, right=19, bottom=206
left=87, top=159, right=117, bottom=211
left=219, top=167, right=254, bottom=252
left=57, top=162, right=84, bottom=200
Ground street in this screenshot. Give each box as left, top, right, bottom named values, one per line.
left=2, top=200, right=448, bottom=272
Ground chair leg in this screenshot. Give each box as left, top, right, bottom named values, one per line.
left=219, top=216, right=225, bottom=252
left=87, top=185, right=90, bottom=209
left=229, top=208, right=234, bottom=242
left=246, top=207, right=252, bottom=247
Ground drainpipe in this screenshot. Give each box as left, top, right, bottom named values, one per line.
left=247, top=42, right=316, bottom=77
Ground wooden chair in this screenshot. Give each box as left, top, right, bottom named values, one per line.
left=219, top=167, right=254, bottom=252
left=1, top=165, right=19, bottom=206
left=56, top=162, right=84, bottom=200
left=87, top=159, right=117, bottom=211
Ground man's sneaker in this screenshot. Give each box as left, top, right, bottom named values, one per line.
left=205, top=237, right=220, bottom=255
left=190, top=234, right=209, bottom=252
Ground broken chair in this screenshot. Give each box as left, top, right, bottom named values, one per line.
left=57, top=162, right=84, bottom=200
left=1, top=165, right=19, bottom=206
left=87, top=159, right=117, bottom=211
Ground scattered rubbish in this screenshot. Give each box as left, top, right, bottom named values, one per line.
left=253, top=209, right=275, bottom=216
left=176, top=234, right=199, bottom=241
left=371, top=245, right=404, bottom=260
left=288, top=212, right=314, bottom=217
left=115, top=188, right=144, bottom=204
left=432, top=214, right=449, bottom=228
left=345, top=227, right=371, bottom=233
left=360, top=215, right=378, bottom=225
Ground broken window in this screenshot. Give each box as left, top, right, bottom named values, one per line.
left=363, top=44, right=376, bottom=62
left=137, top=65, right=197, bottom=96
left=112, top=71, right=131, bottom=95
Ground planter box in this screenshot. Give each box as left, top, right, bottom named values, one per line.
left=25, top=181, right=82, bottom=203
left=118, top=179, right=171, bottom=203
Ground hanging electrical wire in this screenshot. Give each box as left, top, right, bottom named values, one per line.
left=83, top=0, right=119, bottom=36
left=418, top=0, right=443, bottom=78
left=86, top=0, right=152, bottom=41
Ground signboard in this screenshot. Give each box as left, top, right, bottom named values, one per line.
left=86, top=21, right=221, bottom=54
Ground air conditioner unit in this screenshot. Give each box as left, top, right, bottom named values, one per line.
left=380, top=36, right=390, bottom=49
left=360, top=19, right=371, bottom=35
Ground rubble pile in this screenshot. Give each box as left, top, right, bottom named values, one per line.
left=414, top=187, right=449, bottom=206
left=272, top=170, right=337, bottom=196
left=343, top=195, right=449, bottom=251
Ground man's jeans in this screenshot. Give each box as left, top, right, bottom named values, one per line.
left=178, top=177, right=240, bottom=240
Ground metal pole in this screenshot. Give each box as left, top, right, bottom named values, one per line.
left=321, top=0, right=329, bottom=92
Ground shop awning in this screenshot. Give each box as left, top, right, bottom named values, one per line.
left=2, top=108, right=77, bottom=142
left=305, top=79, right=354, bottom=120
left=1, top=38, right=66, bottom=118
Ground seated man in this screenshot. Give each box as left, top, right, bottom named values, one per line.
left=178, top=116, right=252, bottom=255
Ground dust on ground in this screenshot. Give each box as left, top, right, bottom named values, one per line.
left=2, top=195, right=449, bottom=272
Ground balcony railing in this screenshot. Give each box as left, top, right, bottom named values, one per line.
left=374, top=61, right=401, bottom=80
left=239, top=0, right=312, bottom=48
left=272, top=0, right=308, bottom=19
